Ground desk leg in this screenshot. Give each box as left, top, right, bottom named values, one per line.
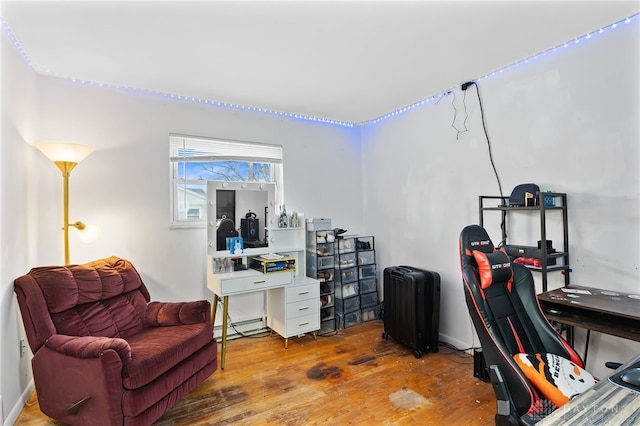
left=211, top=294, right=219, bottom=326
left=584, top=329, right=591, bottom=366
left=221, top=296, right=229, bottom=370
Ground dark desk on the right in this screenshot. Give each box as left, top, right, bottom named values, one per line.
left=538, top=285, right=640, bottom=362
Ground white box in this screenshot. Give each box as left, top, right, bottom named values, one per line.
left=306, top=218, right=332, bottom=231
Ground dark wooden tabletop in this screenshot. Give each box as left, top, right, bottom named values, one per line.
left=538, top=285, right=640, bottom=321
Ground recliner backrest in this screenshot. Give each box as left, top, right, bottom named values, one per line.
left=14, top=256, right=151, bottom=354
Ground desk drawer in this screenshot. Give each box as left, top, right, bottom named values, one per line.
left=286, top=298, right=320, bottom=319
left=218, top=270, right=292, bottom=295
left=286, top=283, right=319, bottom=303
left=286, top=312, right=320, bottom=334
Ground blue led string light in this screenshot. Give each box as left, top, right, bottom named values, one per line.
left=2, top=18, right=33, bottom=69
left=0, top=18, right=354, bottom=128
left=64, top=78, right=354, bottom=127
left=3, top=13, right=638, bottom=128
left=361, top=13, right=639, bottom=126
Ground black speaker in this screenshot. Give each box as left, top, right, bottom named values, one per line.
left=241, top=218, right=259, bottom=242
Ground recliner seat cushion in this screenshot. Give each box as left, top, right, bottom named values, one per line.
left=122, top=322, right=214, bottom=389
left=121, top=343, right=217, bottom=418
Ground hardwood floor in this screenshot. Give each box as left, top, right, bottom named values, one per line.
left=14, top=320, right=496, bottom=425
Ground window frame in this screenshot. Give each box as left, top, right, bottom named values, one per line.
left=170, top=134, right=283, bottom=228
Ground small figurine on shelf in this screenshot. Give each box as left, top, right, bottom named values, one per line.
left=279, top=205, right=288, bottom=228
left=291, top=211, right=299, bottom=227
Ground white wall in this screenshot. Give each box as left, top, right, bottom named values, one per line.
left=1, top=31, right=39, bottom=425
left=361, top=18, right=640, bottom=378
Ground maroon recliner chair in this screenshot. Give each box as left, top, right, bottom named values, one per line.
left=14, top=256, right=218, bottom=425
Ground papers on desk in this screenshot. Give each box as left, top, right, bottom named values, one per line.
left=561, top=288, right=592, bottom=295
left=260, top=253, right=285, bottom=260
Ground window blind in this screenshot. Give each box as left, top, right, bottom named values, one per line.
left=170, top=134, right=283, bottom=163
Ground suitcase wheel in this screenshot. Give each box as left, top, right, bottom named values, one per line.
left=414, top=350, right=422, bottom=359
left=382, top=332, right=389, bottom=340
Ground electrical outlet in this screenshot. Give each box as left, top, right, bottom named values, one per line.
left=20, top=338, right=26, bottom=357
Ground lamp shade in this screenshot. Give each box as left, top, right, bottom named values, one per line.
left=35, top=142, right=94, bottom=163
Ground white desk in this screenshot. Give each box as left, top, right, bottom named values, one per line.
left=207, top=264, right=319, bottom=369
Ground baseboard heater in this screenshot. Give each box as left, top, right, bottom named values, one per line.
left=213, top=317, right=267, bottom=341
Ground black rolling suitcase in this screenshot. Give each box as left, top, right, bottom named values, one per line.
left=382, top=265, right=441, bottom=358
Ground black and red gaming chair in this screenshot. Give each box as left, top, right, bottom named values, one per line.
left=459, top=225, right=594, bottom=425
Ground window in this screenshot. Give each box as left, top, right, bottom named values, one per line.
left=170, top=134, right=283, bottom=228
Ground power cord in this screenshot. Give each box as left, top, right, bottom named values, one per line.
left=461, top=81, right=504, bottom=200
left=216, top=298, right=270, bottom=339
left=446, top=90, right=469, bottom=139
left=438, top=342, right=474, bottom=364
left=461, top=80, right=507, bottom=243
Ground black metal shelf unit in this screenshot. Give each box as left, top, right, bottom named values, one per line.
left=479, top=192, right=569, bottom=292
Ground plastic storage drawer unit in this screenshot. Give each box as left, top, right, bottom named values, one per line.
left=335, top=295, right=360, bottom=313
left=360, top=292, right=379, bottom=308
left=306, top=218, right=332, bottom=231
left=337, top=310, right=363, bottom=328
left=362, top=306, right=380, bottom=322
left=335, top=282, right=359, bottom=299
left=319, top=318, right=336, bottom=334
left=359, top=278, right=377, bottom=294
left=359, top=264, right=377, bottom=279
left=336, top=267, right=358, bottom=284
left=357, top=251, right=375, bottom=266
left=338, top=238, right=356, bottom=253
left=320, top=281, right=334, bottom=295
left=318, top=255, right=335, bottom=269
left=338, top=252, right=357, bottom=268
left=321, top=306, right=335, bottom=321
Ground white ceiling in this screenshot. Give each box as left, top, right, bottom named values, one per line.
left=2, top=1, right=639, bottom=125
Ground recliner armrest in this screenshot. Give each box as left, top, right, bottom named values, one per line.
left=45, top=334, right=131, bottom=361
left=145, top=300, right=211, bottom=326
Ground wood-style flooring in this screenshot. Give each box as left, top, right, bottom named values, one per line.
left=14, top=320, right=496, bottom=425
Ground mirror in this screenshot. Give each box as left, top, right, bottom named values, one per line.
left=207, top=181, right=277, bottom=254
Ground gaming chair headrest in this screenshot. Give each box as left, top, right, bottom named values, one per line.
left=459, top=225, right=495, bottom=267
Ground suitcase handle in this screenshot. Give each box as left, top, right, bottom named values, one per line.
left=391, top=266, right=413, bottom=277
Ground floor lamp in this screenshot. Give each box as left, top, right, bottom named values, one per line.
left=35, top=141, right=94, bottom=265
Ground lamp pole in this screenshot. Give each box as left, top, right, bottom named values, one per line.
left=54, top=161, right=78, bottom=265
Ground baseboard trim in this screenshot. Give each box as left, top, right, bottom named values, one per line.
left=439, top=332, right=474, bottom=354
left=4, top=380, right=34, bottom=426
